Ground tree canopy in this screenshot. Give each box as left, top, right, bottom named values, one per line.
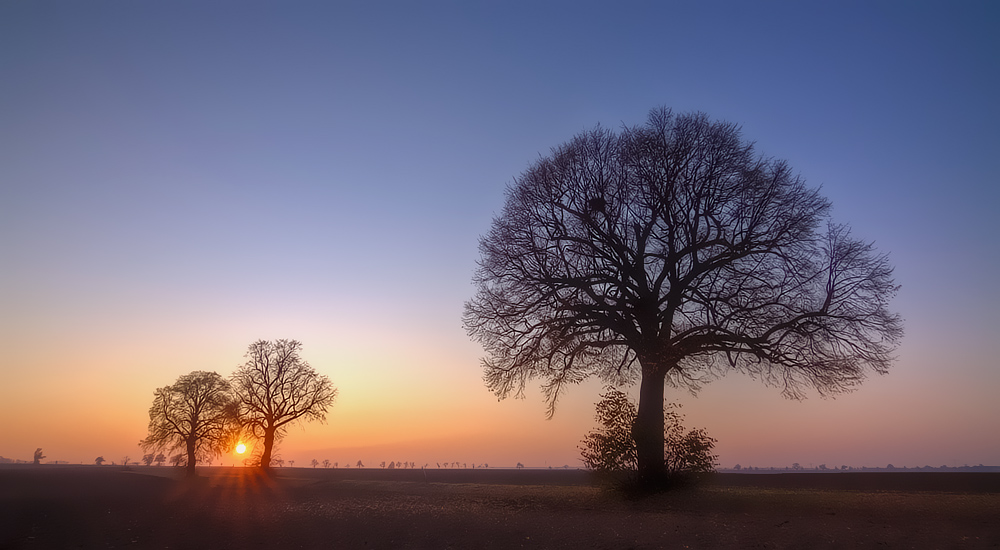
left=465, top=108, right=902, bottom=484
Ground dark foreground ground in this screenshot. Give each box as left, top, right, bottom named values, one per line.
left=2, top=465, right=998, bottom=549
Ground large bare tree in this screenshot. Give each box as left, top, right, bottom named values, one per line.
left=464, top=108, right=903, bottom=485
left=139, top=371, right=238, bottom=477
left=230, top=339, right=337, bottom=471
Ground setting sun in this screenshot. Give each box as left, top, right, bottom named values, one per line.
left=235, top=443, right=246, bottom=454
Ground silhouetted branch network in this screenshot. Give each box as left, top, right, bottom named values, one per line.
left=465, top=108, right=902, bottom=483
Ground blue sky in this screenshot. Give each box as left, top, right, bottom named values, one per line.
left=1, top=1, right=998, bottom=468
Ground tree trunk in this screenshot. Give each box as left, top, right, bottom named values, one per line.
left=634, top=365, right=666, bottom=487
left=185, top=437, right=197, bottom=478
left=260, top=427, right=275, bottom=471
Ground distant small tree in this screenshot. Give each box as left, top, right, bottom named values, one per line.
left=322, top=459, right=331, bottom=469
left=230, top=340, right=338, bottom=472
left=154, top=453, right=166, bottom=466
left=288, top=460, right=295, bottom=468
left=95, top=456, right=105, bottom=466
left=33, top=448, right=46, bottom=465
left=273, top=458, right=285, bottom=468
left=170, top=453, right=185, bottom=467
left=311, top=459, right=319, bottom=468
left=733, top=464, right=742, bottom=471
left=357, top=460, right=364, bottom=468
left=580, top=386, right=717, bottom=484
left=142, top=454, right=155, bottom=466
left=139, top=371, right=239, bottom=477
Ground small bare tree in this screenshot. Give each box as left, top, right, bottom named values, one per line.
left=465, top=108, right=902, bottom=485
left=231, top=340, right=338, bottom=471
left=139, top=371, right=239, bottom=477
left=33, top=448, right=46, bottom=465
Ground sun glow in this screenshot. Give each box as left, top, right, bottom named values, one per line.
left=235, top=443, right=246, bottom=454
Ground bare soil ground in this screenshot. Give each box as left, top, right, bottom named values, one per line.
left=2, top=465, right=998, bottom=549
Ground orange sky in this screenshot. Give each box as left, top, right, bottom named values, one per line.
left=2, top=313, right=996, bottom=469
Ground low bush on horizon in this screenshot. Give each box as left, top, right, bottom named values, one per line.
left=580, top=386, right=718, bottom=492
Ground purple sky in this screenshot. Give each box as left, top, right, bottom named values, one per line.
left=1, top=1, right=997, bottom=468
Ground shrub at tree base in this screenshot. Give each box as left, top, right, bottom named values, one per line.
left=580, top=386, right=718, bottom=491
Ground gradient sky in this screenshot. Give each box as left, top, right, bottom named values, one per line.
left=2, top=1, right=998, bottom=469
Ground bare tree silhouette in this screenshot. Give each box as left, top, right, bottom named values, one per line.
left=95, top=456, right=105, bottom=466
left=32, top=448, right=46, bottom=465
left=322, top=459, right=331, bottom=468
left=154, top=453, right=166, bottom=466
left=139, top=371, right=239, bottom=477
left=231, top=340, right=337, bottom=472
left=141, top=454, right=155, bottom=466
left=465, top=108, right=902, bottom=485
left=311, top=459, right=319, bottom=468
